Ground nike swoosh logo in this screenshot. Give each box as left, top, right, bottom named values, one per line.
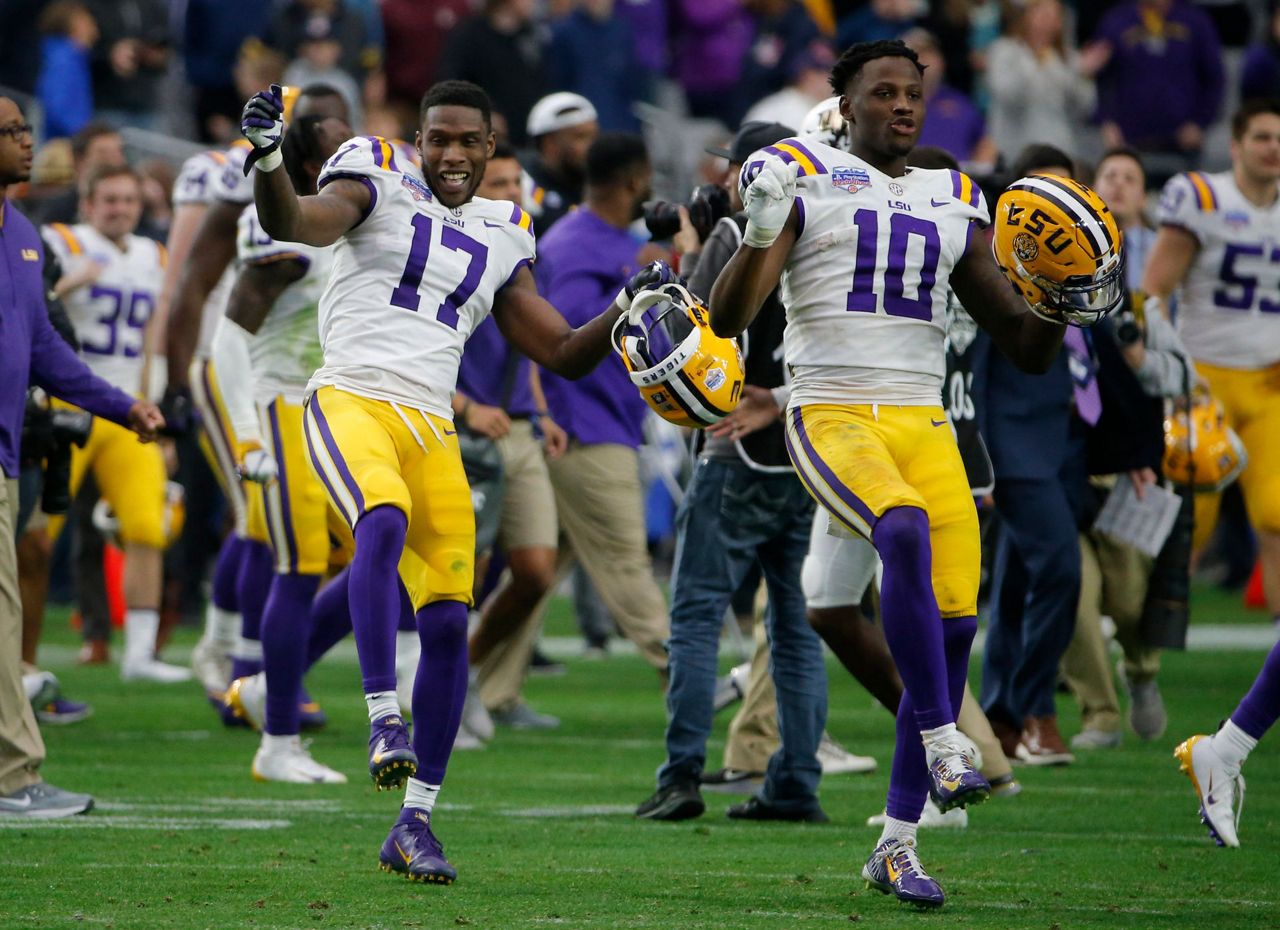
left=373, top=738, right=388, bottom=764
left=886, top=859, right=900, bottom=883
left=0, top=795, right=33, bottom=810
left=395, top=841, right=413, bottom=866
left=940, top=778, right=962, bottom=791
left=483, top=221, right=503, bottom=228
left=931, top=198, right=949, bottom=207
left=931, top=418, right=947, bottom=427
left=443, top=428, right=456, bottom=436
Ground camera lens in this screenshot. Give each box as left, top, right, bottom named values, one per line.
left=643, top=201, right=682, bottom=241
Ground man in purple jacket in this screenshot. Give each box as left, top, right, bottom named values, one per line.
left=0, top=96, right=162, bottom=818
left=535, top=132, right=669, bottom=677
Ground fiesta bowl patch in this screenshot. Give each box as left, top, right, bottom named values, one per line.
left=832, top=167, right=871, bottom=194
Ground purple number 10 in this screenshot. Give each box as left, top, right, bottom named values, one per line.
left=390, top=215, right=489, bottom=329
left=846, top=209, right=941, bottom=321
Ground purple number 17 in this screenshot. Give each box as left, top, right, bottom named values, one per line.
left=389, top=214, right=489, bottom=329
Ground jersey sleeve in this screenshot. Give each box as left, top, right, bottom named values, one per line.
left=173, top=152, right=223, bottom=206
left=494, top=201, right=538, bottom=290
left=209, top=141, right=255, bottom=205
left=317, top=136, right=407, bottom=226
left=235, top=208, right=307, bottom=267
left=40, top=223, right=81, bottom=267
left=1157, top=172, right=1216, bottom=243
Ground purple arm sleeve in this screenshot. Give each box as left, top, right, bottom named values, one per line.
left=29, top=306, right=135, bottom=425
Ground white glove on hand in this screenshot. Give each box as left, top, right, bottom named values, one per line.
left=240, top=84, right=285, bottom=174
left=238, top=446, right=279, bottom=485
left=742, top=157, right=799, bottom=249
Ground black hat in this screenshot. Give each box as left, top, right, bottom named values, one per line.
left=705, top=121, right=795, bottom=166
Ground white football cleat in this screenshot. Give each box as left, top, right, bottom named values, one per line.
left=225, top=673, right=266, bottom=731
left=460, top=671, right=494, bottom=742
left=1175, top=734, right=1244, bottom=848
left=866, top=797, right=968, bottom=830
left=817, top=732, right=876, bottom=774
left=121, top=658, right=193, bottom=684
left=453, top=725, right=485, bottom=751
left=190, top=635, right=231, bottom=693
left=252, top=736, right=347, bottom=784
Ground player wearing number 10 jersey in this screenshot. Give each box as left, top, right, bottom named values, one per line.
left=243, top=79, right=665, bottom=884
left=710, top=41, right=1069, bottom=910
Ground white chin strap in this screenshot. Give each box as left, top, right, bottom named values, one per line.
left=620, top=287, right=702, bottom=388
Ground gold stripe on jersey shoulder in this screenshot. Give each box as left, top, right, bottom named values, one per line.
left=48, top=223, right=82, bottom=255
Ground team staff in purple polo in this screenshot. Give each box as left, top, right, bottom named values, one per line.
left=0, top=96, right=163, bottom=819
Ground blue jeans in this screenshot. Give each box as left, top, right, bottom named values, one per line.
left=658, top=458, right=826, bottom=809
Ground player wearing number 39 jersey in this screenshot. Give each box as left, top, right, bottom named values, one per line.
left=711, top=40, right=1071, bottom=910
left=243, top=79, right=670, bottom=884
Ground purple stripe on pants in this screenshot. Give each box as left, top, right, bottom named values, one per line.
left=788, top=408, right=879, bottom=530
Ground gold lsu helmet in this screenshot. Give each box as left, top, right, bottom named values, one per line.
left=1163, top=390, right=1248, bottom=492
left=611, top=283, right=744, bottom=429
left=993, top=174, right=1125, bottom=326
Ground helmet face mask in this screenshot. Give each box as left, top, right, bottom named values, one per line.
left=612, top=284, right=745, bottom=429
left=994, top=174, right=1126, bottom=327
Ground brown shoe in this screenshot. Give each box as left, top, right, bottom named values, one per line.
left=989, top=718, right=1024, bottom=761
left=77, top=640, right=109, bottom=665
left=1018, top=716, right=1075, bottom=766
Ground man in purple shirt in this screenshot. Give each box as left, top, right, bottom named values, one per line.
left=1091, top=0, right=1225, bottom=162
left=535, top=133, right=669, bottom=676
left=0, top=96, right=162, bottom=818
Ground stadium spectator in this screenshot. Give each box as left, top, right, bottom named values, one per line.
left=1091, top=0, right=1224, bottom=166
left=436, top=0, right=548, bottom=147
left=269, top=0, right=380, bottom=121
left=547, top=0, right=642, bottom=133
left=23, top=121, right=124, bottom=226
left=136, top=157, right=175, bottom=242
left=178, top=0, right=267, bottom=142
left=523, top=92, right=598, bottom=235
left=743, top=40, right=836, bottom=130
left=82, top=0, right=170, bottom=132
left=0, top=95, right=162, bottom=817
left=902, top=28, right=997, bottom=169
left=1092, top=148, right=1158, bottom=291
left=613, top=0, right=668, bottom=103
left=1241, top=2, right=1280, bottom=101
left=279, top=16, right=365, bottom=130
left=984, top=0, right=1100, bottom=161
left=379, top=0, right=469, bottom=124
left=671, top=0, right=753, bottom=125
left=534, top=132, right=670, bottom=679
left=736, top=0, right=823, bottom=129
left=35, top=1, right=98, bottom=141
left=922, top=0, right=977, bottom=93
left=836, top=0, right=920, bottom=48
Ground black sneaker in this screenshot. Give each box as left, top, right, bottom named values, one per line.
left=700, top=767, right=764, bottom=794
left=529, top=649, right=566, bottom=677
left=635, top=781, right=705, bottom=821
left=726, top=796, right=829, bottom=823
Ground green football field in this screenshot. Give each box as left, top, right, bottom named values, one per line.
left=5, top=595, right=1279, bottom=930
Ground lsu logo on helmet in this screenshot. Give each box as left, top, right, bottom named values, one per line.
left=611, top=283, right=744, bottom=429
left=993, top=174, right=1125, bottom=326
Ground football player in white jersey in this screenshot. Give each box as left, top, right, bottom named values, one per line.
left=241, top=79, right=671, bottom=883
left=710, top=40, right=1071, bottom=908
left=1142, top=99, right=1280, bottom=849
left=41, top=164, right=190, bottom=683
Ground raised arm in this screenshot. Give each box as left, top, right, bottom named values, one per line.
left=951, top=237, right=1064, bottom=374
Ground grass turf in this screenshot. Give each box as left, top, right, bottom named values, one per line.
left=4, top=601, right=1278, bottom=930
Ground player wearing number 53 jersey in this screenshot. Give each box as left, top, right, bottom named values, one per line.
left=710, top=41, right=1070, bottom=910
left=40, top=164, right=191, bottom=685
left=243, top=79, right=667, bottom=884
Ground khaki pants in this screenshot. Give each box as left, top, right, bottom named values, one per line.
left=1, top=478, right=44, bottom=795
left=546, top=443, right=668, bottom=671
left=1062, top=530, right=1161, bottom=733
left=476, top=422, right=559, bottom=712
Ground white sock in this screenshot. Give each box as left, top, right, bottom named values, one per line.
left=124, top=609, right=160, bottom=663
left=878, top=815, right=918, bottom=846
left=366, top=691, right=400, bottom=722
left=403, top=777, right=440, bottom=814
left=231, top=636, right=263, bottom=662
left=1211, top=720, right=1258, bottom=768
left=921, top=722, right=959, bottom=755
left=205, top=604, right=240, bottom=650
left=261, top=732, right=301, bottom=754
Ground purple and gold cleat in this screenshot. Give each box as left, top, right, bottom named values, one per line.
left=299, top=688, right=327, bottom=731
left=369, top=714, right=417, bottom=790
left=861, top=837, right=945, bottom=909
left=378, top=808, right=456, bottom=884
left=926, top=741, right=990, bottom=813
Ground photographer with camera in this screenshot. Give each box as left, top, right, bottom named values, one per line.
left=0, top=96, right=163, bottom=818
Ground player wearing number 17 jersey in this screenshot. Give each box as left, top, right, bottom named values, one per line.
left=243, top=79, right=667, bottom=883
left=710, top=41, right=1070, bottom=910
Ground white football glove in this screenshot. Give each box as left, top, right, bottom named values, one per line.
left=240, top=84, right=285, bottom=174
left=237, top=446, right=279, bottom=485
left=742, top=156, right=799, bottom=249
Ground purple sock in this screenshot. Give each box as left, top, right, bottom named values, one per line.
left=211, top=535, right=247, bottom=612
left=261, top=573, right=320, bottom=735
left=873, top=506, right=951, bottom=730
left=306, top=568, right=354, bottom=669
left=349, top=506, right=408, bottom=693
left=413, top=600, right=470, bottom=784
left=885, top=616, right=978, bottom=822
left=1231, top=638, right=1280, bottom=740
left=231, top=540, right=275, bottom=679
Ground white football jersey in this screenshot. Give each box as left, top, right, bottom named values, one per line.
left=743, top=136, right=988, bottom=406
left=307, top=136, right=538, bottom=417
left=1157, top=170, right=1280, bottom=369
left=173, top=149, right=231, bottom=207
left=236, top=206, right=334, bottom=405
left=42, top=223, right=166, bottom=392
left=209, top=139, right=254, bottom=206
